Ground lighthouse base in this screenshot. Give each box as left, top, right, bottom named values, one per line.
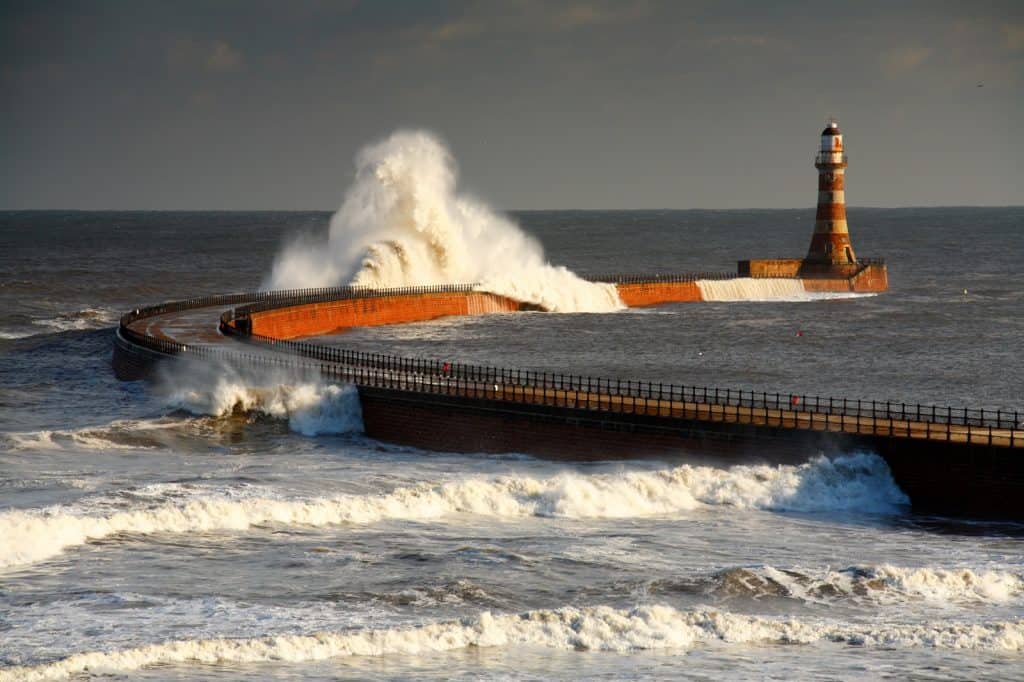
left=737, top=259, right=888, bottom=294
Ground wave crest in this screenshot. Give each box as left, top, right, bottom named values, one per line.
left=3, top=604, right=1021, bottom=681
left=659, top=565, right=1024, bottom=605
left=0, top=454, right=905, bottom=570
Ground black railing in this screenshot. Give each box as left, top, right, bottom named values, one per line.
left=591, top=272, right=736, bottom=284
left=224, top=328, right=1020, bottom=437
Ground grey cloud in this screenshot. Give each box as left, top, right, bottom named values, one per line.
left=1, top=0, right=1021, bottom=210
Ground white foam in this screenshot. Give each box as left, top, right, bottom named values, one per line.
left=3, top=604, right=1021, bottom=680
left=733, top=564, right=1024, bottom=605
left=167, top=378, right=364, bottom=437
left=0, top=454, right=905, bottom=570
left=696, top=278, right=869, bottom=302
left=866, top=565, right=1024, bottom=603
left=1, top=418, right=182, bottom=452
left=264, top=130, right=623, bottom=313
left=30, top=307, right=118, bottom=333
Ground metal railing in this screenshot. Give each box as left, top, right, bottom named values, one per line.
left=591, top=272, right=736, bottom=284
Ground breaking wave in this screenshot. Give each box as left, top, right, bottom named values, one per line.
left=264, top=130, right=622, bottom=313
left=1, top=418, right=186, bottom=452
left=657, top=565, right=1024, bottom=606
left=0, top=454, right=906, bottom=570
left=3, top=604, right=1021, bottom=680
left=166, top=376, right=364, bottom=437
left=31, top=307, right=118, bottom=332
left=0, top=307, right=118, bottom=339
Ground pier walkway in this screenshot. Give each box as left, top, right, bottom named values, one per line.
left=116, top=285, right=1023, bottom=453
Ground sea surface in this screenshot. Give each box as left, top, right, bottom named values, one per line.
left=1, top=208, right=1023, bottom=680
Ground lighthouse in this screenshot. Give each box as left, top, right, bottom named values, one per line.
left=805, top=119, right=856, bottom=266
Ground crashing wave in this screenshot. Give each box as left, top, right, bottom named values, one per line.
left=264, top=130, right=622, bottom=313
left=655, top=564, right=1024, bottom=605
left=0, top=454, right=906, bottom=570
left=166, top=376, right=364, bottom=437
left=2, top=604, right=1021, bottom=681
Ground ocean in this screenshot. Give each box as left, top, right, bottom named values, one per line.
left=1, top=207, right=1023, bottom=680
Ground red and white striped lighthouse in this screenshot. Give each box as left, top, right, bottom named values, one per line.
left=806, top=119, right=856, bottom=265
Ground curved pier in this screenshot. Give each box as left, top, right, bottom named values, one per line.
left=113, top=276, right=1022, bottom=519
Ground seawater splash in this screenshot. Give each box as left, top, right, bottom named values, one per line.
left=696, top=278, right=870, bottom=302
left=264, top=130, right=622, bottom=313
left=0, top=454, right=906, bottom=569
left=3, top=605, right=1022, bottom=681
left=159, top=360, right=364, bottom=438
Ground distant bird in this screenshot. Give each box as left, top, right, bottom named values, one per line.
left=977, top=82, right=984, bottom=88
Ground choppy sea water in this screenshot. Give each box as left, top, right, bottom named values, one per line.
left=1, top=208, right=1022, bottom=680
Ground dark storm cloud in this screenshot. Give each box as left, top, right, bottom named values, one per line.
left=2, top=1, right=1021, bottom=209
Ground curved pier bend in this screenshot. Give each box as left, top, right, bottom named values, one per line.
left=113, top=280, right=1023, bottom=520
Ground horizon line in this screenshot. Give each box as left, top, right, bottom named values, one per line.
left=2, top=205, right=1022, bottom=213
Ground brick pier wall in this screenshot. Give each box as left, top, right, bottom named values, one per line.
left=850, top=263, right=888, bottom=293
left=246, top=267, right=888, bottom=339
left=358, top=387, right=836, bottom=465
left=615, top=281, right=703, bottom=307
left=250, top=291, right=522, bottom=339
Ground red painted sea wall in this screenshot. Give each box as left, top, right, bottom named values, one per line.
left=737, top=259, right=803, bottom=277
left=615, top=281, right=703, bottom=307
left=249, top=291, right=522, bottom=339
left=247, top=266, right=887, bottom=339
left=850, top=264, right=888, bottom=293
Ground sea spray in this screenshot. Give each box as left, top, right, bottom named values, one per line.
left=264, top=130, right=622, bottom=313
left=3, top=605, right=1022, bottom=681
left=0, top=454, right=907, bottom=569
left=159, top=360, right=363, bottom=437
left=696, top=278, right=877, bottom=301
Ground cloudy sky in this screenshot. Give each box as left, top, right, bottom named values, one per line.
left=2, top=1, right=1021, bottom=209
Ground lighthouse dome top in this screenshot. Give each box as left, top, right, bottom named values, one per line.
left=821, top=121, right=841, bottom=136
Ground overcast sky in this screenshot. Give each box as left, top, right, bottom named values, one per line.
left=2, top=1, right=1021, bottom=210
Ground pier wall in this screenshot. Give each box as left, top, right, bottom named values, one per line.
left=737, top=260, right=888, bottom=294
left=850, top=263, right=888, bottom=293
left=113, top=271, right=1024, bottom=519
left=358, top=387, right=829, bottom=464
left=249, top=291, right=522, bottom=339
left=243, top=263, right=888, bottom=338
left=737, top=259, right=803, bottom=278
left=614, top=281, right=703, bottom=307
